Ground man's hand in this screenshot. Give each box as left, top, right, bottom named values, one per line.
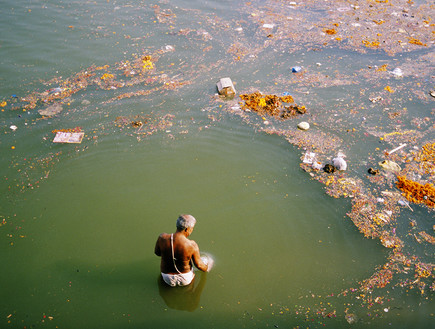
left=201, top=255, right=214, bottom=272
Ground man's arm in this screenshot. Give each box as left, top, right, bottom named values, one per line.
left=154, top=235, right=162, bottom=256
left=191, top=241, right=208, bottom=272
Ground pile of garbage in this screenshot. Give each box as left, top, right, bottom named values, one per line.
left=239, top=91, right=306, bottom=119
left=396, top=176, right=435, bottom=208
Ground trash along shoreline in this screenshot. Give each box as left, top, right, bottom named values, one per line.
left=226, top=87, right=434, bottom=292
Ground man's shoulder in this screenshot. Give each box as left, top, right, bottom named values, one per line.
left=158, top=232, right=170, bottom=240
left=187, top=239, right=199, bottom=250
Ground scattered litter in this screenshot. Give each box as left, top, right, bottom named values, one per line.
left=386, top=143, right=406, bottom=155
left=419, top=231, right=435, bottom=244
left=297, top=121, right=309, bottom=130
left=38, top=103, right=63, bottom=116
left=345, top=313, right=357, bottom=324
left=262, top=23, right=275, bottom=29
left=312, top=161, right=323, bottom=170
left=368, top=168, right=379, bottom=175
left=163, top=45, right=175, bottom=52
left=369, top=96, right=383, bottom=103
left=374, top=213, right=389, bottom=225
left=324, top=164, right=335, bottom=173
left=303, top=152, right=316, bottom=164
left=48, top=87, right=62, bottom=94
left=53, top=132, right=84, bottom=144
left=9, top=125, right=17, bottom=131
left=384, top=85, right=395, bottom=93
left=398, top=199, right=413, bottom=211
left=282, top=104, right=306, bottom=118
left=332, top=154, right=347, bottom=171
left=131, top=121, right=143, bottom=128
left=217, top=77, right=236, bottom=98
left=379, top=160, right=401, bottom=172
left=292, top=66, right=302, bottom=73
left=390, top=68, right=403, bottom=77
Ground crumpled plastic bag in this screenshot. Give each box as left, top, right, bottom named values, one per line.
left=333, top=156, right=347, bottom=171
left=379, top=160, right=401, bottom=172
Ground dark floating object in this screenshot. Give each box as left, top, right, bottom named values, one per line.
left=324, top=164, right=336, bottom=173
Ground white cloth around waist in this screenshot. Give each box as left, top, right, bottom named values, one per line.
left=161, top=270, right=195, bottom=287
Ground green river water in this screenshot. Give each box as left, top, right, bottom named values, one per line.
left=1, top=0, right=433, bottom=328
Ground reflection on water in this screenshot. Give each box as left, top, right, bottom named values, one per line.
left=158, top=272, right=207, bottom=312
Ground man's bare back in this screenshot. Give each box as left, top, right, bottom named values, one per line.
left=155, top=231, right=207, bottom=274
left=155, top=215, right=211, bottom=287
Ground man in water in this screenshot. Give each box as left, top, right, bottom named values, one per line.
left=155, top=214, right=212, bottom=287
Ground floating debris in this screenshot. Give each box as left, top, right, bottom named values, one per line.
left=303, top=152, right=316, bottom=164
left=396, top=176, right=435, bottom=208
left=324, top=164, right=335, bottom=173
left=390, top=68, right=403, bottom=77
left=217, top=77, right=236, bottom=98
left=38, top=103, right=63, bottom=116
left=131, top=121, right=144, bottom=128
left=240, top=92, right=293, bottom=117
left=332, top=155, right=347, bottom=171
left=386, top=143, right=407, bottom=155
left=297, top=121, right=310, bottom=130
left=361, top=268, right=393, bottom=289
left=419, top=231, right=435, bottom=244
left=291, top=66, right=302, bottom=73
left=379, top=160, right=401, bottom=172
left=53, top=132, right=84, bottom=144
left=281, top=105, right=306, bottom=119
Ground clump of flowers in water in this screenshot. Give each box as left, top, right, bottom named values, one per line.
left=414, top=142, right=435, bottom=175
left=101, top=73, right=114, bottom=80
left=239, top=92, right=306, bottom=119
left=396, top=176, right=435, bottom=208
left=361, top=267, right=393, bottom=290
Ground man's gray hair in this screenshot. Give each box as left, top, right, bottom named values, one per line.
left=176, top=214, right=196, bottom=230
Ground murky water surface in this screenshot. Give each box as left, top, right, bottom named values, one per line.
left=1, top=0, right=433, bottom=328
